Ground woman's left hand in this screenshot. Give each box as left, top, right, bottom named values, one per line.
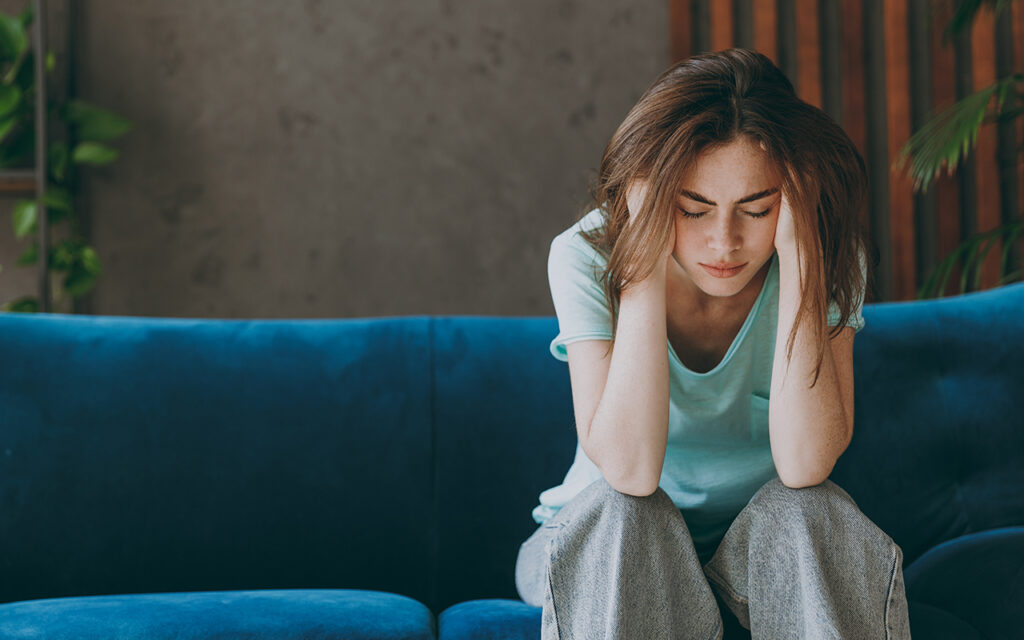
left=773, top=190, right=798, bottom=261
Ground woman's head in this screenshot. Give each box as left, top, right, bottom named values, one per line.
left=578, top=47, right=874, bottom=385
left=656, top=135, right=782, bottom=301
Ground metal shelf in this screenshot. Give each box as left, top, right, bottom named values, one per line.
left=0, top=169, right=39, bottom=194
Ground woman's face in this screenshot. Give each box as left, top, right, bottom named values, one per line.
left=668, top=137, right=782, bottom=304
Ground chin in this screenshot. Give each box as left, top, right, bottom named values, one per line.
left=700, top=279, right=747, bottom=297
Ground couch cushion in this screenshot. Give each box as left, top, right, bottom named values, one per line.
left=437, top=599, right=539, bottom=640
left=431, top=317, right=575, bottom=611
left=903, top=526, right=1024, bottom=639
left=0, top=314, right=435, bottom=606
left=0, top=589, right=435, bottom=640
left=907, top=602, right=981, bottom=640
left=831, top=282, right=1024, bottom=567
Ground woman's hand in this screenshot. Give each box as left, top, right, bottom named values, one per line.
left=625, top=179, right=675, bottom=261
left=773, top=190, right=798, bottom=262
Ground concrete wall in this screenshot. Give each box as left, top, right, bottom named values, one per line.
left=0, top=0, right=668, bottom=318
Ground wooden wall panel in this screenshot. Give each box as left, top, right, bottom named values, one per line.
left=710, top=0, right=733, bottom=52
left=753, top=0, right=778, bottom=64
left=840, top=0, right=869, bottom=233
left=794, top=0, right=822, bottom=109
left=883, top=0, right=917, bottom=300
left=970, top=5, right=1003, bottom=289
left=930, top=0, right=963, bottom=297
left=670, top=0, right=692, bottom=63
left=1013, top=2, right=1024, bottom=278
left=668, top=0, right=1018, bottom=300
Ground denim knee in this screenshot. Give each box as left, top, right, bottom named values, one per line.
left=747, top=476, right=896, bottom=547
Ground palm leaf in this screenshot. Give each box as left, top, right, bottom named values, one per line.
left=918, top=220, right=1024, bottom=298
left=895, top=75, right=1022, bottom=193
left=941, top=0, right=1017, bottom=45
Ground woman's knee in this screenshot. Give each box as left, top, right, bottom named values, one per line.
left=747, top=476, right=896, bottom=547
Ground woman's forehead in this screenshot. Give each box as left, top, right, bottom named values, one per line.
left=677, top=143, right=781, bottom=201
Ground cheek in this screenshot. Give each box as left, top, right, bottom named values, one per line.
left=754, top=219, right=778, bottom=245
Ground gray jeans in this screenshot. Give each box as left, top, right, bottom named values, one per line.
left=515, top=475, right=911, bottom=639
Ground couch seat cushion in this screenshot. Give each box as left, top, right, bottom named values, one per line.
left=0, top=589, right=434, bottom=640
left=903, top=526, right=1024, bottom=639
left=438, top=599, right=539, bottom=639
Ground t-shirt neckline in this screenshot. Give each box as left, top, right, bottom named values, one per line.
left=667, top=252, right=777, bottom=378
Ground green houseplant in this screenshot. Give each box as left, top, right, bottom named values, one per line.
left=896, top=0, right=1024, bottom=299
left=0, top=4, right=131, bottom=312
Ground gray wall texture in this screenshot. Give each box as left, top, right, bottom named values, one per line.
left=0, top=0, right=669, bottom=318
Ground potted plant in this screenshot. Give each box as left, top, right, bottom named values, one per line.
left=0, top=3, right=131, bottom=312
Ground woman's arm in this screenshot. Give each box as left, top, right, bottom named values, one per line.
left=582, top=179, right=675, bottom=497
left=769, top=194, right=854, bottom=488
left=584, top=262, right=671, bottom=497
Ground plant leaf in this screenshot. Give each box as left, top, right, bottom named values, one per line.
left=64, top=263, right=99, bottom=296
left=2, top=295, right=38, bottom=313
left=0, top=115, right=18, bottom=144
left=48, top=141, right=68, bottom=182
left=62, top=99, right=133, bottom=142
left=42, top=186, right=73, bottom=211
left=50, top=239, right=76, bottom=271
left=895, top=75, right=1022, bottom=193
left=80, top=245, right=101, bottom=274
left=0, top=13, right=26, bottom=61
left=16, top=240, right=36, bottom=265
left=0, top=84, right=21, bottom=119
left=941, top=0, right=1016, bottom=45
left=919, top=218, right=1024, bottom=298
left=12, top=199, right=35, bottom=238
left=71, top=141, right=118, bottom=165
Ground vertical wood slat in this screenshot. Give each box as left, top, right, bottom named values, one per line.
left=970, top=5, right=1003, bottom=289
left=753, top=0, right=778, bottom=64
left=794, top=0, right=821, bottom=108
left=1015, top=1, right=1024, bottom=273
left=840, top=0, right=869, bottom=234
left=930, top=0, right=963, bottom=297
left=670, top=0, right=692, bottom=63
left=884, top=0, right=917, bottom=300
left=709, top=0, right=733, bottom=51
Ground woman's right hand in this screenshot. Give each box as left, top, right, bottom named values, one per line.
left=625, top=179, right=675, bottom=263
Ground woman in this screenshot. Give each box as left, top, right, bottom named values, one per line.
left=515, top=48, right=911, bottom=639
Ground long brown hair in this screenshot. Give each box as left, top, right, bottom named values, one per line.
left=576, top=47, right=875, bottom=387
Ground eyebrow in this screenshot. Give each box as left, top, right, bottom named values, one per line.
left=677, top=187, right=780, bottom=206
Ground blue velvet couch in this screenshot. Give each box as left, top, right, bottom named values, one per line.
left=0, top=281, right=1022, bottom=639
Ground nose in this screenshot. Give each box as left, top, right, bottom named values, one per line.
left=707, top=214, right=741, bottom=254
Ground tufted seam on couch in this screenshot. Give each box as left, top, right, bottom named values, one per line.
left=428, top=316, right=440, bottom=623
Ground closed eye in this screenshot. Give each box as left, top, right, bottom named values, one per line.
left=677, top=207, right=772, bottom=219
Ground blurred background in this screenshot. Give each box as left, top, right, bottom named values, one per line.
left=0, top=0, right=1021, bottom=318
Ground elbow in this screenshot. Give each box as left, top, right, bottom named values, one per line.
left=601, top=462, right=663, bottom=497
left=778, top=474, right=827, bottom=490
left=776, top=464, right=832, bottom=489
left=608, top=474, right=661, bottom=497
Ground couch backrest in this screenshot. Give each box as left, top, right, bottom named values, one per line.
left=0, top=316, right=445, bottom=608
left=1, top=282, right=1022, bottom=614
left=829, top=281, right=1024, bottom=565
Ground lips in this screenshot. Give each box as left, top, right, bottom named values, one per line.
left=700, top=262, right=747, bottom=278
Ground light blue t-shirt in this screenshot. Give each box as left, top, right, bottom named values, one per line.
left=534, top=207, right=866, bottom=561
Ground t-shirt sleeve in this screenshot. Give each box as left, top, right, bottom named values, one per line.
left=547, top=234, right=614, bottom=362
left=826, top=244, right=868, bottom=334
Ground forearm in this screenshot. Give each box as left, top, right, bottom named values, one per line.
left=588, top=263, right=670, bottom=496
left=769, top=253, right=851, bottom=488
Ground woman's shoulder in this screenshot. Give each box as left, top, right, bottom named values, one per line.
left=551, top=207, right=607, bottom=259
